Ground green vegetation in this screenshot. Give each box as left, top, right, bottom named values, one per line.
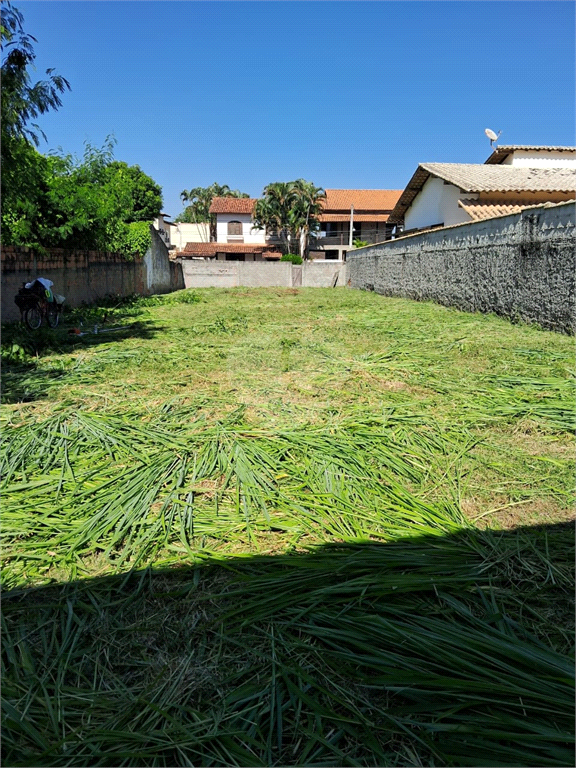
left=2, top=289, right=574, bottom=766
left=177, top=183, right=250, bottom=241
left=280, top=253, right=304, bottom=264
left=1, top=4, right=162, bottom=254
left=253, top=180, right=326, bottom=259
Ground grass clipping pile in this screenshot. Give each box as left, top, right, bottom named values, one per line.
left=2, top=287, right=575, bottom=767
left=2, top=405, right=574, bottom=767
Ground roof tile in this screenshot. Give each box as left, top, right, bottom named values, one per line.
left=209, top=198, right=257, bottom=214
left=388, top=164, right=576, bottom=223
left=323, top=189, right=403, bottom=211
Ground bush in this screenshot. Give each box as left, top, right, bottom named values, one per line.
left=111, top=221, right=152, bottom=259
left=280, top=253, right=303, bottom=265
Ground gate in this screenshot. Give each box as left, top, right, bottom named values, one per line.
left=291, top=266, right=302, bottom=287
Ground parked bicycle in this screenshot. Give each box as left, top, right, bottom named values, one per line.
left=14, top=279, right=65, bottom=330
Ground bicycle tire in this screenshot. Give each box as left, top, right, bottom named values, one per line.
left=47, top=303, right=60, bottom=328
left=24, top=305, right=42, bottom=330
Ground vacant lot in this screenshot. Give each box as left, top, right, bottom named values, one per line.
left=2, top=288, right=575, bottom=767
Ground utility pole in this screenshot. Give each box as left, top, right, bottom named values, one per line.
left=349, top=205, right=354, bottom=248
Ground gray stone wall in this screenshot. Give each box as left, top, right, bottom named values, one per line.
left=347, top=202, right=575, bottom=333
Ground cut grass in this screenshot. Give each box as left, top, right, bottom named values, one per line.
left=2, top=287, right=575, bottom=766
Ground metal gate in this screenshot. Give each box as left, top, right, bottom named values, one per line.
left=291, top=266, right=302, bottom=287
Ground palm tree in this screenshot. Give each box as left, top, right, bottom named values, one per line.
left=179, top=183, right=248, bottom=241
left=252, top=181, right=298, bottom=255
left=289, top=180, right=326, bottom=260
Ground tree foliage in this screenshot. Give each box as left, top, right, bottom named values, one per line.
left=2, top=135, right=162, bottom=256
left=177, top=183, right=249, bottom=240
left=104, top=162, right=162, bottom=223
left=253, top=180, right=326, bottom=258
left=0, top=4, right=161, bottom=256
left=1, top=2, right=70, bottom=155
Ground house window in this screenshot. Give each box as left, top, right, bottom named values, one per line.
left=325, top=250, right=339, bottom=260
left=228, top=221, right=243, bottom=236
left=225, top=253, right=245, bottom=261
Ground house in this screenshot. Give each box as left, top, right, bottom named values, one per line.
left=387, top=146, right=576, bottom=236
left=177, top=198, right=282, bottom=261
left=311, top=189, right=403, bottom=261
left=169, top=221, right=210, bottom=250
left=152, top=213, right=176, bottom=247
left=176, top=189, right=403, bottom=261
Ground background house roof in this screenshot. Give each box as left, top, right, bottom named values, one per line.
left=319, top=213, right=392, bottom=222
left=388, top=164, right=576, bottom=223
left=323, top=189, right=403, bottom=211
left=484, top=145, right=576, bottom=165
left=457, top=198, right=557, bottom=222
left=209, top=198, right=257, bottom=214
left=180, top=242, right=281, bottom=258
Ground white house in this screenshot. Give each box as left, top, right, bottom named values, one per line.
left=388, top=146, right=576, bottom=235
left=152, top=213, right=176, bottom=247
left=176, top=198, right=281, bottom=261
left=169, top=222, right=210, bottom=250
left=176, top=191, right=403, bottom=261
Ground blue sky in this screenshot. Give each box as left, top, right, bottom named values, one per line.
left=16, top=1, right=576, bottom=218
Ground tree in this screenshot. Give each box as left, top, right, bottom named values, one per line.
left=178, top=183, right=249, bottom=241
left=1, top=1, right=70, bottom=245
left=252, top=180, right=325, bottom=258
left=252, top=182, right=298, bottom=255
left=103, top=162, right=162, bottom=223
left=1, top=2, right=70, bottom=156
left=0, top=5, right=161, bottom=257
left=289, top=179, right=326, bottom=260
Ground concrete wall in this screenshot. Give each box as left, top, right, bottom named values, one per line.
left=1, top=227, right=184, bottom=322
left=180, top=260, right=349, bottom=289
left=348, top=202, right=575, bottom=333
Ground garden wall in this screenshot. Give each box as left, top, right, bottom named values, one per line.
left=347, top=201, right=575, bottom=333
left=1, top=228, right=184, bottom=322
left=179, top=260, right=349, bottom=289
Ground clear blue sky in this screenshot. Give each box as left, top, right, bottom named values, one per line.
left=17, top=1, right=576, bottom=218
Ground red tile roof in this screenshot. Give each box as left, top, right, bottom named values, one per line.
left=180, top=242, right=282, bottom=258
left=319, top=213, right=392, bottom=222
left=323, top=189, right=403, bottom=211
left=209, top=198, right=257, bottom=214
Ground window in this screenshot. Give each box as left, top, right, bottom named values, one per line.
left=225, top=253, right=245, bottom=261
left=325, top=250, right=339, bottom=260
left=228, top=221, right=242, bottom=236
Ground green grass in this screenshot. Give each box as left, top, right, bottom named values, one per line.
left=2, top=287, right=575, bottom=766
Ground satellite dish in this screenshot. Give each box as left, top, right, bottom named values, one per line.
left=485, top=128, right=502, bottom=147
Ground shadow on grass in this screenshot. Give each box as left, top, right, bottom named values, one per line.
left=1, top=320, right=164, bottom=404
left=2, top=521, right=574, bottom=767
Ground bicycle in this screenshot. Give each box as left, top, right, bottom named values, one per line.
left=15, top=284, right=63, bottom=330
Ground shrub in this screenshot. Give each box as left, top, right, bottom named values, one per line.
left=280, top=253, right=303, bottom=265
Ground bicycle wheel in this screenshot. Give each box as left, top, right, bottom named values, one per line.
left=47, top=303, right=60, bottom=328
left=24, top=305, right=42, bottom=330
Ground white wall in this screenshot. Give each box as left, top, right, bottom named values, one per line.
left=170, top=222, right=210, bottom=249
left=503, top=150, right=576, bottom=168
left=216, top=213, right=266, bottom=244
left=404, top=177, right=474, bottom=230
